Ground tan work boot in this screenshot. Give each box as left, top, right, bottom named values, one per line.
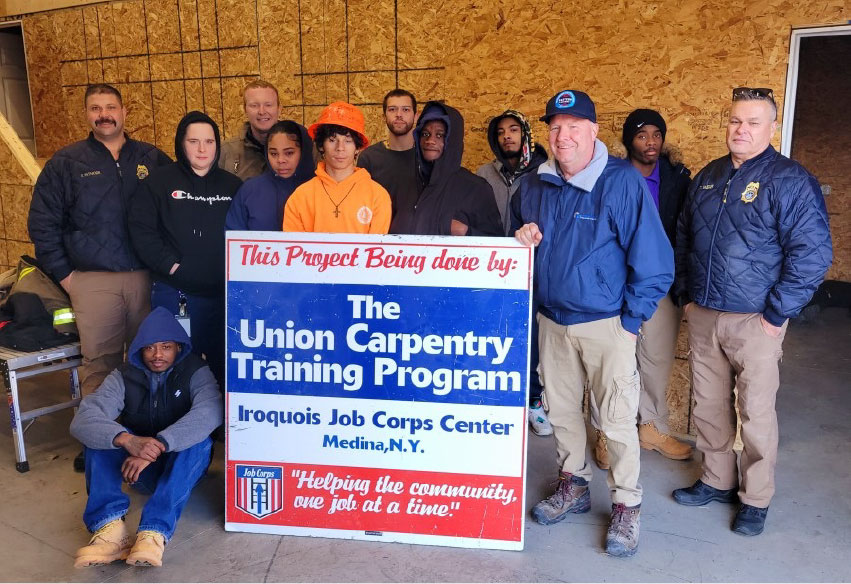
left=639, top=422, right=693, bottom=460
left=594, top=429, right=610, bottom=470
left=126, top=530, right=166, bottom=567
left=74, top=518, right=133, bottom=568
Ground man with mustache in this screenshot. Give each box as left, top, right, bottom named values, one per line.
left=592, top=109, right=693, bottom=469
left=357, top=89, right=419, bottom=221
left=28, top=84, right=171, bottom=471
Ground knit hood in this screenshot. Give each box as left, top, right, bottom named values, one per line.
left=127, top=306, right=192, bottom=371
left=174, top=111, right=222, bottom=174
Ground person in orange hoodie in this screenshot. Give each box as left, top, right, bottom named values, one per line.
left=283, top=102, right=390, bottom=234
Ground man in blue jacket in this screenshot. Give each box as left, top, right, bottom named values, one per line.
left=513, top=90, right=673, bottom=557
left=29, top=83, right=171, bottom=471
left=672, top=87, right=832, bottom=536
left=70, top=307, right=223, bottom=568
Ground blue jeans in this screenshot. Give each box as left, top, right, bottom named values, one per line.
left=83, top=437, right=213, bottom=540
left=151, top=280, right=225, bottom=388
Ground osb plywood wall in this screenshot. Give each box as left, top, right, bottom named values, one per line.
left=791, top=35, right=851, bottom=282
left=12, top=0, right=848, bottom=435
left=0, top=130, right=36, bottom=271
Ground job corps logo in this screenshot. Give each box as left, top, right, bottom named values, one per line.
left=555, top=91, right=576, bottom=109
left=740, top=181, right=760, bottom=204
left=136, top=164, right=149, bottom=180
left=235, top=464, right=284, bottom=519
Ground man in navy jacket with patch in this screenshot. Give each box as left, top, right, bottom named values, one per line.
left=513, top=90, right=672, bottom=557
left=672, top=88, right=832, bottom=537
left=28, top=84, right=170, bottom=398
left=70, top=307, right=222, bottom=568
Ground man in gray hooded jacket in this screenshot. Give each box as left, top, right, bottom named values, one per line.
left=70, top=307, right=222, bottom=569
left=476, top=110, right=549, bottom=235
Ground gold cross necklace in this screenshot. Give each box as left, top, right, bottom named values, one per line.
left=321, top=180, right=357, bottom=218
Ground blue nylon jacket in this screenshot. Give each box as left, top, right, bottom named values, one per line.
left=674, top=146, right=832, bottom=325
left=511, top=140, right=673, bottom=334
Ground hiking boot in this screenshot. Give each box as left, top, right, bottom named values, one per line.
left=531, top=471, right=590, bottom=525
left=639, top=422, right=693, bottom=460
left=126, top=530, right=166, bottom=567
left=594, top=429, right=610, bottom=470
left=74, top=518, right=132, bottom=568
left=732, top=504, right=768, bottom=536
left=606, top=503, right=640, bottom=557
left=672, top=479, right=738, bottom=506
left=528, top=403, right=553, bottom=436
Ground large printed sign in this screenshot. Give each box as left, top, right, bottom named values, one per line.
left=224, top=232, right=532, bottom=550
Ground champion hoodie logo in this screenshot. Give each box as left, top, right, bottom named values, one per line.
left=170, top=190, right=233, bottom=205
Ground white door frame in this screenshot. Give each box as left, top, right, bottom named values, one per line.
left=781, top=24, right=851, bottom=156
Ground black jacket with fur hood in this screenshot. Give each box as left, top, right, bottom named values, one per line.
left=129, top=111, right=242, bottom=296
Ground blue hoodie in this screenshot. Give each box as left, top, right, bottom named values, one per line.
left=70, top=307, right=222, bottom=452
left=225, top=123, right=315, bottom=231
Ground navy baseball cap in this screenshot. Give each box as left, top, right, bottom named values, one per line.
left=540, top=90, right=597, bottom=123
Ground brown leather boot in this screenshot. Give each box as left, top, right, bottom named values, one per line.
left=594, top=429, right=610, bottom=470
left=639, top=422, right=693, bottom=460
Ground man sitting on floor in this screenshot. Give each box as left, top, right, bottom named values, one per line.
left=70, top=307, right=222, bottom=568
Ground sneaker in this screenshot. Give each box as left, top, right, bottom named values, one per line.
left=74, top=518, right=132, bottom=568
left=638, top=422, right=693, bottom=460
left=594, top=429, right=610, bottom=470
left=528, top=404, right=553, bottom=436
left=73, top=450, right=85, bottom=473
left=606, top=503, right=640, bottom=557
left=531, top=471, right=590, bottom=525
left=732, top=504, right=768, bottom=536
left=672, top=479, right=738, bottom=506
left=126, top=530, right=166, bottom=567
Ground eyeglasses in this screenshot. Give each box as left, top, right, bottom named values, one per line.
left=732, top=87, right=775, bottom=102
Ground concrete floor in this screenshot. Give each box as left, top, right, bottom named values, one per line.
left=1, top=307, right=849, bottom=582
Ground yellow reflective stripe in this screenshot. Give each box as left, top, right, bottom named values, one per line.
left=17, top=266, right=35, bottom=280
left=53, top=308, right=76, bottom=325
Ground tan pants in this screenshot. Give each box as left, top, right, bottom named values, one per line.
left=538, top=314, right=642, bottom=506
left=67, top=270, right=151, bottom=395
left=636, top=294, right=682, bottom=433
left=687, top=305, right=787, bottom=507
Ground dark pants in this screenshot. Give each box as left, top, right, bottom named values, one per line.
left=82, top=438, right=213, bottom=540
left=151, top=281, right=225, bottom=389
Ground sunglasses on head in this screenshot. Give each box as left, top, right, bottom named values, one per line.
left=732, top=87, right=775, bottom=102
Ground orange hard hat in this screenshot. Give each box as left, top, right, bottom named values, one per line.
left=308, top=101, right=370, bottom=148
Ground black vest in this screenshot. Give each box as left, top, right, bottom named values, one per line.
left=118, top=353, right=206, bottom=437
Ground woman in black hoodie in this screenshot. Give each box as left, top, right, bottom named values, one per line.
left=130, top=111, right=242, bottom=387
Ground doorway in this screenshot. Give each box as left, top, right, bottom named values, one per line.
left=0, top=22, right=36, bottom=156
left=782, top=25, right=851, bottom=282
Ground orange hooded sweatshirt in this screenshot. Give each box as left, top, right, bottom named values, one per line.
left=283, top=162, right=391, bottom=234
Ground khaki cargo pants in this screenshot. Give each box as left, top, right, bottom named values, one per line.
left=538, top=313, right=642, bottom=506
